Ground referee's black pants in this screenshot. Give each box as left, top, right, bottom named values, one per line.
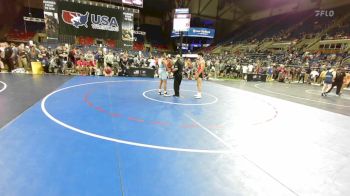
left=327, top=82, right=343, bottom=95
left=174, top=75, right=182, bottom=96
left=4, top=58, right=14, bottom=72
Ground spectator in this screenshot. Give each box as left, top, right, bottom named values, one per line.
left=310, top=69, right=320, bottom=83
left=38, top=45, right=50, bottom=73
left=103, top=64, right=114, bottom=77
left=3, top=42, right=15, bottom=72
left=242, top=64, right=248, bottom=80
left=298, top=67, right=306, bottom=83
left=17, top=43, right=29, bottom=71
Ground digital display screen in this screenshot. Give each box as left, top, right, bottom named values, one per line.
left=171, top=27, right=215, bottom=38
left=173, top=14, right=191, bottom=32
left=175, top=8, right=189, bottom=14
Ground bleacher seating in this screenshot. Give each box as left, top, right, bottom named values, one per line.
left=133, top=42, right=145, bottom=51
left=221, top=5, right=350, bottom=44
left=77, top=37, right=95, bottom=46
left=256, top=11, right=311, bottom=40
left=6, top=31, right=35, bottom=42
left=289, top=14, right=333, bottom=39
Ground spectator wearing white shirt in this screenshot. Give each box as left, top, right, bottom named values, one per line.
left=248, top=63, right=254, bottom=74
left=104, top=51, right=115, bottom=67
left=149, top=58, right=156, bottom=69
left=242, top=65, right=248, bottom=80
left=310, top=69, right=319, bottom=83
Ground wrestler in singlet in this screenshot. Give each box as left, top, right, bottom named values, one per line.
left=194, top=53, right=205, bottom=99
left=157, top=55, right=169, bottom=96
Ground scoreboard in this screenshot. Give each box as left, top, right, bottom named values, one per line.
left=173, top=8, right=191, bottom=32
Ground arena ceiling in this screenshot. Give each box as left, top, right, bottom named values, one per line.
left=1, top=0, right=349, bottom=40
left=11, top=0, right=350, bottom=21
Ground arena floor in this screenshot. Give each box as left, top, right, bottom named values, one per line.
left=214, top=79, right=350, bottom=116
left=1, top=74, right=350, bottom=196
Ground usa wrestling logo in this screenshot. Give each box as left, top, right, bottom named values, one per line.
left=62, top=10, right=89, bottom=28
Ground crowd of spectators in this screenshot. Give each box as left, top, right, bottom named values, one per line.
left=201, top=49, right=350, bottom=93
left=0, top=42, right=166, bottom=76
left=1, top=41, right=350, bottom=95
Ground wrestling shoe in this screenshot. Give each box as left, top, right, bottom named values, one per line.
left=163, top=92, right=171, bottom=97
left=194, top=94, right=202, bottom=99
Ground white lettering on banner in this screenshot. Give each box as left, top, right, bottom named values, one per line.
left=193, top=30, right=209, bottom=33
left=134, top=31, right=146, bottom=35
left=91, top=24, right=119, bottom=32
left=123, top=12, right=134, bottom=22
left=44, top=0, right=56, bottom=11
left=171, top=28, right=214, bottom=38
left=90, top=14, right=119, bottom=32
left=43, top=0, right=56, bottom=4
left=23, top=17, right=45, bottom=23
left=192, top=29, right=211, bottom=35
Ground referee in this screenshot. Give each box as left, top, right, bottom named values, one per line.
left=172, top=55, right=184, bottom=97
